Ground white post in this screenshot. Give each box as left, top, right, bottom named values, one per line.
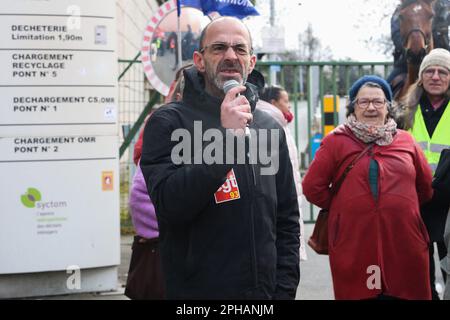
left=269, top=0, right=276, bottom=85
left=177, top=13, right=183, bottom=72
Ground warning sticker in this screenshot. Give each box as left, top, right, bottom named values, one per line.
left=102, top=171, right=114, bottom=191
left=214, top=169, right=240, bottom=204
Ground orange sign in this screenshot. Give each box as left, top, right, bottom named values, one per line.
left=102, top=171, right=114, bottom=191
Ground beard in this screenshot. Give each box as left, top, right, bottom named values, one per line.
left=204, top=58, right=249, bottom=93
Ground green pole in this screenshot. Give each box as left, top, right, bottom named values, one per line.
left=332, top=65, right=338, bottom=126
left=293, top=66, right=299, bottom=149
left=118, top=52, right=141, bottom=81
left=306, top=65, right=315, bottom=222
left=345, top=65, right=351, bottom=95
left=319, top=65, right=324, bottom=134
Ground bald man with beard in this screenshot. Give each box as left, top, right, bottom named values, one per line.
left=140, top=17, right=300, bottom=299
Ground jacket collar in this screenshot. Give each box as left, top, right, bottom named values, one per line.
left=183, top=66, right=222, bottom=117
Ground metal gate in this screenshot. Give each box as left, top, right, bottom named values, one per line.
left=117, top=57, right=393, bottom=228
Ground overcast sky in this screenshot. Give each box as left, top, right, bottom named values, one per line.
left=245, top=0, right=398, bottom=61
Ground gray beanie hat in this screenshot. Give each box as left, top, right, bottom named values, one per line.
left=419, top=48, right=450, bottom=80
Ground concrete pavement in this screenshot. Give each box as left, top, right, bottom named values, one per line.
left=38, top=223, right=445, bottom=300
left=40, top=224, right=333, bottom=300
left=296, top=224, right=334, bottom=300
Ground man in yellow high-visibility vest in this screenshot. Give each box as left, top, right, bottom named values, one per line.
left=401, top=48, right=450, bottom=300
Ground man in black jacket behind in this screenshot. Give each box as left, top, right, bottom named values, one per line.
left=140, top=17, right=300, bottom=299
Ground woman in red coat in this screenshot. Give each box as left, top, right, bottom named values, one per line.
left=302, top=75, right=434, bottom=300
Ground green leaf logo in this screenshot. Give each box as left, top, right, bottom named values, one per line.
left=21, top=188, right=42, bottom=208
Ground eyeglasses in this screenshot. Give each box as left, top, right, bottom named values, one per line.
left=423, top=68, right=450, bottom=79
left=355, top=98, right=387, bottom=109
left=199, top=42, right=252, bottom=56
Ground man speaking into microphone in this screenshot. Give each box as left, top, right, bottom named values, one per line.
left=140, top=17, right=300, bottom=300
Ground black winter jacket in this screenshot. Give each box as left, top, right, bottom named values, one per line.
left=140, top=67, right=300, bottom=299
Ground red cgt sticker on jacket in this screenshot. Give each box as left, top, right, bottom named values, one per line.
left=214, top=169, right=241, bottom=204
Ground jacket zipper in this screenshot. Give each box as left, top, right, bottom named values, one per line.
left=250, top=163, right=256, bottom=186
left=246, top=134, right=257, bottom=186
left=245, top=138, right=258, bottom=288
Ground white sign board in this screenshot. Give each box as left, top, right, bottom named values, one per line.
left=0, top=0, right=119, bottom=275
left=0, top=0, right=118, bottom=136
left=0, top=87, right=117, bottom=136
left=261, top=25, right=286, bottom=54
left=0, top=136, right=119, bottom=274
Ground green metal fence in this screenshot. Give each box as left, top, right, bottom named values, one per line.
left=118, top=56, right=161, bottom=233
left=117, top=58, right=393, bottom=229
left=256, top=61, right=392, bottom=159
left=256, top=61, right=393, bottom=222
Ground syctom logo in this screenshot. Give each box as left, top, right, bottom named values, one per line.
left=21, top=188, right=42, bottom=208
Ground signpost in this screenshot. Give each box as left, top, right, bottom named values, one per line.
left=0, top=0, right=119, bottom=298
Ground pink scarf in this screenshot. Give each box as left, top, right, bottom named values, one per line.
left=345, top=114, right=397, bottom=146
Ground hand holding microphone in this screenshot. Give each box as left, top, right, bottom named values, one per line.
left=221, top=80, right=252, bottom=137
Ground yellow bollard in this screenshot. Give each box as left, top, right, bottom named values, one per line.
left=323, top=95, right=339, bottom=135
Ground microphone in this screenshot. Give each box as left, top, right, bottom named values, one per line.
left=223, top=79, right=240, bottom=95
left=223, top=79, right=251, bottom=137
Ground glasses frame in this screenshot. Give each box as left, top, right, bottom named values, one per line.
left=423, top=67, right=450, bottom=80
left=354, top=98, right=389, bottom=109
left=199, top=42, right=253, bottom=56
